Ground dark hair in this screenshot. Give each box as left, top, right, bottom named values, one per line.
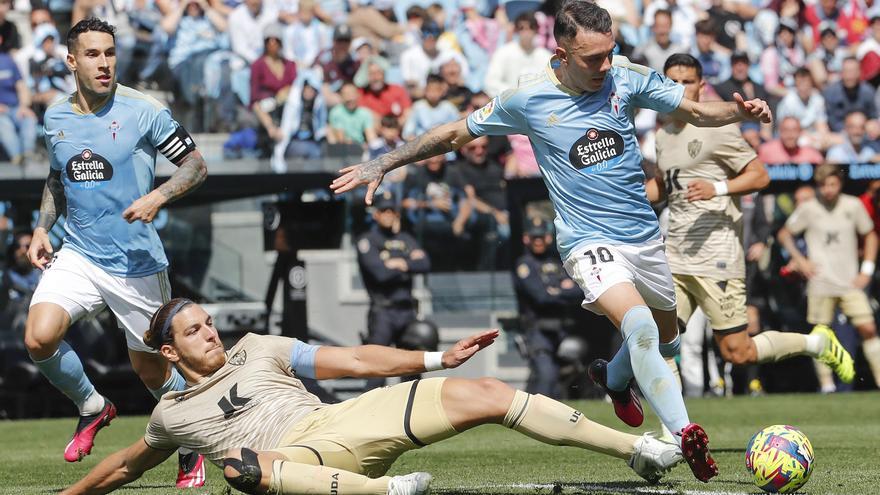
left=664, top=53, right=702, bottom=79
left=6, top=230, right=31, bottom=260
left=380, top=115, right=400, bottom=128
left=144, top=298, right=194, bottom=350
left=794, top=66, right=812, bottom=80
left=814, top=163, right=843, bottom=184
left=67, top=18, right=116, bottom=50
left=425, top=74, right=445, bottom=86
left=654, top=8, right=672, bottom=21
left=514, top=11, right=539, bottom=30
left=554, top=1, right=612, bottom=42
left=694, top=19, right=715, bottom=35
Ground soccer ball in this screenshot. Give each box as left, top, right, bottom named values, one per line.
left=745, top=425, right=814, bottom=493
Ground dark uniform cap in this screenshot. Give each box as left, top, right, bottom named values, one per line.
left=373, top=191, right=397, bottom=210
left=526, top=218, right=551, bottom=237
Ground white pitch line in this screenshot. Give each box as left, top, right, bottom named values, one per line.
left=446, top=482, right=753, bottom=495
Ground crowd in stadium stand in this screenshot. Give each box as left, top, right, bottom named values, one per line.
left=2, top=0, right=880, bottom=397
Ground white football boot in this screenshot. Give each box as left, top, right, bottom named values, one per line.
left=388, top=472, right=433, bottom=495
left=629, top=433, right=683, bottom=483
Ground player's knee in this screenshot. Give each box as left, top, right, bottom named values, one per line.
left=474, top=377, right=515, bottom=413
left=857, top=323, right=877, bottom=339
left=223, top=448, right=264, bottom=494
left=23, top=326, right=59, bottom=359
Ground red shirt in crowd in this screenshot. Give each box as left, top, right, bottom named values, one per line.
left=358, top=83, right=412, bottom=118
left=250, top=56, right=297, bottom=107
left=757, top=140, right=825, bottom=165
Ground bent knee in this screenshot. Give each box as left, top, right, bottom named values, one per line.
left=223, top=448, right=265, bottom=494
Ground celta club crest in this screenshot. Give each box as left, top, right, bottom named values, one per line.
left=687, top=139, right=702, bottom=158
left=109, top=120, right=120, bottom=141
left=609, top=91, right=620, bottom=115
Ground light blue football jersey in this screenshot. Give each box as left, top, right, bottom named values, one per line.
left=466, top=56, right=684, bottom=260
left=43, top=85, right=187, bottom=277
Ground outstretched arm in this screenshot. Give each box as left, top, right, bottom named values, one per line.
left=685, top=158, right=770, bottom=201
left=28, top=170, right=65, bottom=270
left=313, top=329, right=499, bottom=379
left=61, top=438, right=175, bottom=495
left=670, top=92, right=772, bottom=127
left=331, top=119, right=476, bottom=204
left=122, top=150, right=208, bottom=224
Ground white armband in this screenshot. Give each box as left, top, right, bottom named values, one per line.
left=713, top=181, right=729, bottom=196
left=423, top=352, right=444, bottom=372
left=861, top=260, right=875, bottom=275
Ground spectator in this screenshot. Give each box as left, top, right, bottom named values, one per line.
left=357, top=57, right=412, bottom=121
left=0, top=0, right=21, bottom=53
left=826, top=111, right=879, bottom=164
left=856, top=12, right=880, bottom=68
left=484, top=12, right=551, bottom=97
left=250, top=24, right=298, bottom=150
left=692, top=19, right=730, bottom=86
left=2, top=231, right=39, bottom=304
left=272, top=71, right=327, bottom=170
left=715, top=51, right=772, bottom=104
left=0, top=231, right=40, bottom=336
left=28, top=24, right=73, bottom=114
left=282, top=0, right=331, bottom=69
left=229, top=0, right=279, bottom=65
left=823, top=57, right=877, bottom=132
left=403, top=155, right=471, bottom=271
left=806, top=0, right=866, bottom=45
left=314, top=24, right=359, bottom=106
left=456, top=0, right=501, bottom=90
left=401, top=22, right=466, bottom=97
left=760, top=18, right=805, bottom=97
left=641, top=0, right=698, bottom=48
left=403, top=74, right=459, bottom=140
left=438, top=56, right=473, bottom=110
left=758, top=116, right=824, bottom=164
left=632, top=9, right=686, bottom=73
left=776, top=67, right=830, bottom=144
left=161, top=0, right=228, bottom=110
left=453, top=135, right=510, bottom=270
left=0, top=42, right=36, bottom=165
left=370, top=114, right=404, bottom=159
left=347, top=0, right=405, bottom=48
left=807, top=21, right=847, bottom=87
left=328, top=81, right=376, bottom=145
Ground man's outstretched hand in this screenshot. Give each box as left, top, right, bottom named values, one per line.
left=734, top=92, right=772, bottom=124
left=332, top=161, right=385, bottom=205
left=442, top=329, right=499, bottom=369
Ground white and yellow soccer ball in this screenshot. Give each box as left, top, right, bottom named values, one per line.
left=745, top=425, right=814, bottom=493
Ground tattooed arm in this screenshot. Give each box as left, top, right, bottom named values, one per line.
left=332, top=118, right=476, bottom=204
left=122, top=150, right=208, bottom=224
left=28, top=170, right=66, bottom=270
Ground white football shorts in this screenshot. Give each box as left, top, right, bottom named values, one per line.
left=563, top=237, right=676, bottom=315
left=30, top=247, right=171, bottom=353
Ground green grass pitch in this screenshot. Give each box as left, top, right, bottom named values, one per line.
left=1, top=392, right=877, bottom=494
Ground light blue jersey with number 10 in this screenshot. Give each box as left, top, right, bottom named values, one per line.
left=466, top=56, right=684, bottom=260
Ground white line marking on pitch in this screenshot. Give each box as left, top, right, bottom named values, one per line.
left=448, top=483, right=752, bottom=495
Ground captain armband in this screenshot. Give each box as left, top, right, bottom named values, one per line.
left=158, top=126, right=197, bottom=165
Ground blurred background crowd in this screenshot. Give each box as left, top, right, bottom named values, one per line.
left=1, top=0, right=880, bottom=415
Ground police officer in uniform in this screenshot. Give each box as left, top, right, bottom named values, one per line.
left=357, top=192, right=431, bottom=390
left=514, top=219, right=583, bottom=398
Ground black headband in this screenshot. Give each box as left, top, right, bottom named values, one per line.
left=160, top=299, right=193, bottom=342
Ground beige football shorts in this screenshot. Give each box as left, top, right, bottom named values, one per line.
left=270, top=377, right=457, bottom=478
left=674, top=274, right=748, bottom=334
left=807, top=290, right=874, bottom=327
